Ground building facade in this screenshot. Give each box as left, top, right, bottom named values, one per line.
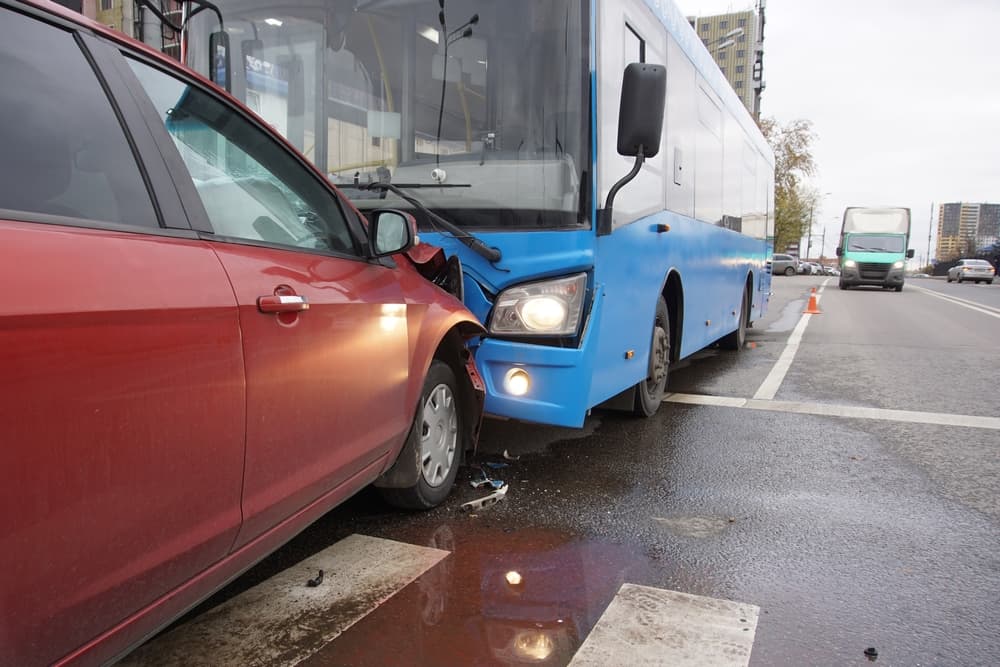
left=83, top=0, right=182, bottom=60
left=91, top=0, right=134, bottom=37
left=935, top=202, right=1000, bottom=261
left=690, top=1, right=766, bottom=119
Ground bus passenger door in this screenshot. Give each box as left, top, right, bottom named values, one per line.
left=588, top=1, right=671, bottom=407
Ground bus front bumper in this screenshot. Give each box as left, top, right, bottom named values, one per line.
left=475, top=340, right=594, bottom=428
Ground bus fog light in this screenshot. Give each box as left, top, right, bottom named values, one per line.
left=504, top=368, right=530, bottom=396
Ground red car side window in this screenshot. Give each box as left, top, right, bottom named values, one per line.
left=0, top=9, right=157, bottom=227
left=126, top=57, right=359, bottom=255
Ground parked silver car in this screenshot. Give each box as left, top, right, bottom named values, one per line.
left=947, top=259, right=996, bottom=284
left=770, top=253, right=799, bottom=276
left=799, top=261, right=822, bottom=275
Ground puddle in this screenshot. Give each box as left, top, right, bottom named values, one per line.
left=766, top=299, right=806, bottom=333
left=303, top=523, right=656, bottom=667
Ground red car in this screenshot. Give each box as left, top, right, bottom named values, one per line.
left=0, top=2, right=484, bottom=664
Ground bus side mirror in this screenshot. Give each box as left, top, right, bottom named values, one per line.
left=209, top=31, right=232, bottom=93
left=598, top=63, right=666, bottom=236
left=835, top=247, right=843, bottom=257
left=617, top=63, right=666, bottom=158
left=906, top=249, right=915, bottom=259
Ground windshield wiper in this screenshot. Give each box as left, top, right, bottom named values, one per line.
left=360, top=183, right=471, bottom=189
left=358, top=181, right=501, bottom=263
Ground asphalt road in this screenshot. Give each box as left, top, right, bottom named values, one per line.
left=131, top=274, right=1000, bottom=667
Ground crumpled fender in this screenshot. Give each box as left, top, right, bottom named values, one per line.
left=404, top=241, right=447, bottom=273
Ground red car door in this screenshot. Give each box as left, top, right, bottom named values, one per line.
left=0, top=225, right=246, bottom=663
left=212, top=245, right=412, bottom=544
left=0, top=14, right=246, bottom=666
left=125, top=59, right=413, bottom=547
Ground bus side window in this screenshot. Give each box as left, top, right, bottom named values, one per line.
left=625, top=24, right=646, bottom=64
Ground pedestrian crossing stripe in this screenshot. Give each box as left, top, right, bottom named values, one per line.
left=120, top=534, right=448, bottom=667
left=569, top=584, right=759, bottom=667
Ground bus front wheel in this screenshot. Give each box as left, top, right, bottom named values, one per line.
left=634, top=297, right=670, bottom=417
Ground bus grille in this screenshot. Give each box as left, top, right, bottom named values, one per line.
left=858, top=262, right=889, bottom=280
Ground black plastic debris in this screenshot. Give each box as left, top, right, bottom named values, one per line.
left=306, top=570, right=324, bottom=587
left=470, top=471, right=492, bottom=489
left=469, top=466, right=504, bottom=490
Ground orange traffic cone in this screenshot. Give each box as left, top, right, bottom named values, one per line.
left=804, top=287, right=822, bottom=314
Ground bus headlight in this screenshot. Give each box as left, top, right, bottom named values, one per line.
left=490, top=273, right=587, bottom=336
left=844, top=259, right=857, bottom=268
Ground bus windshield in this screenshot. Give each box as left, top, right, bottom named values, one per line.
left=187, top=0, right=590, bottom=230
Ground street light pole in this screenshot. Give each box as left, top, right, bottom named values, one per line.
left=805, top=192, right=832, bottom=261
left=927, top=201, right=934, bottom=270
left=806, top=202, right=814, bottom=261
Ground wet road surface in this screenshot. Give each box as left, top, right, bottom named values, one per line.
left=130, top=276, right=1000, bottom=666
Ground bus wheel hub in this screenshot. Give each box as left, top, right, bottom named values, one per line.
left=649, top=327, right=668, bottom=385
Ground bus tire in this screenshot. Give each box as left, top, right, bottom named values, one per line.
left=633, top=297, right=670, bottom=417
left=720, top=285, right=749, bottom=350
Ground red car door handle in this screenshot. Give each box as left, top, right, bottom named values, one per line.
left=257, top=294, right=309, bottom=313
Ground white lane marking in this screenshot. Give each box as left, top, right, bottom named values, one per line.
left=753, top=279, right=830, bottom=400
left=908, top=283, right=1000, bottom=319
left=666, top=392, right=1000, bottom=431
left=669, top=393, right=748, bottom=408
left=569, top=584, right=759, bottom=667
left=120, top=534, right=448, bottom=667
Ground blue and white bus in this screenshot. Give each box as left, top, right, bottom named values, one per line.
left=185, top=0, right=774, bottom=427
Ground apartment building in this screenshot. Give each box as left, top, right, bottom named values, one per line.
left=935, top=202, right=1000, bottom=260
left=690, top=2, right=766, bottom=119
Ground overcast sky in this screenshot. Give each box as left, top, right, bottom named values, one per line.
left=674, top=0, right=1000, bottom=261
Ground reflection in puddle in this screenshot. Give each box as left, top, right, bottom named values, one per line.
left=307, top=524, right=656, bottom=667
